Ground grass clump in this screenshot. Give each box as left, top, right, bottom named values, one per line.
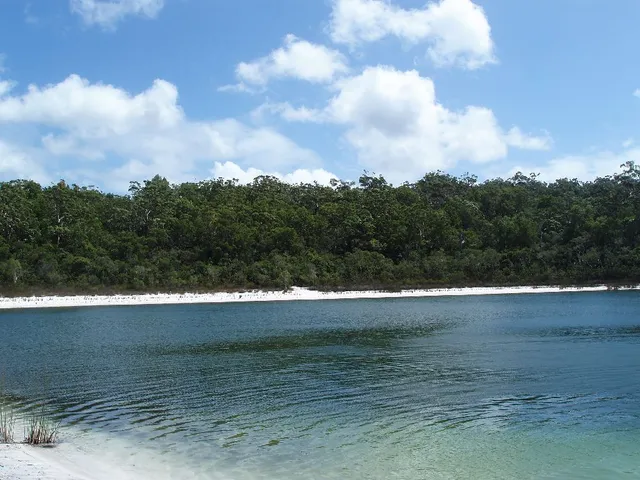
left=1, top=377, right=60, bottom=445
left=24, top=407, right=60, bottom=445
left=0, top=401, right=15, bottom=443
left=0, top=377, right=16, bottom=443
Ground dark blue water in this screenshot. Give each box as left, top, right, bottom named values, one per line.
left=1, top=292, right=640, bottom=478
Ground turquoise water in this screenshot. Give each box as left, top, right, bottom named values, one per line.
left=1, top=292, right=640, bottom=478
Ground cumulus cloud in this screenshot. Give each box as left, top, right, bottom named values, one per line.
left=0, top=74, right=183, bottom=133
left=0, top=74, right=323, bottom=191
left=251, top=102, right=324, bottom=123
left=212, top=161, right=336, bottom=185
left=505, top=127, right=552, bottom=150
left=264, top=66, right=549, bottom=183
left=70, top=0, right=164, bottom=29
left=0, top=56, right=14, bottom=97
left=0, top=140, right=49, bottom=184
left=329, top=0, right=496, bottom=69
left=0, top=81, right=14, bottom=97
left=221, top=34, right=349, bottom=91
left=41, top=133, right=106, bottom=161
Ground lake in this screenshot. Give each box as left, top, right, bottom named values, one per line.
left=1, top=292, right=640, bottom=479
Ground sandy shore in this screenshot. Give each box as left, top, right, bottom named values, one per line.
left=1, top=438, right=229, bottom=480
left=0, top=440, right=186, bottom=480
left=0, top=443, right=143, bottom=480
left=0, top=285, right=637, bottom=310
left=0, top=444, right=82, bottom=480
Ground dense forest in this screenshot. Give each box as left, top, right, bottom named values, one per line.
left=1, top=163, right=640, bottom=294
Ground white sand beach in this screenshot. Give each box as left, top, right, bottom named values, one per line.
left=0, top=443, right=144, bottom=480
left=0, top=285, right=637, bottom=310
left=0, top=436, right=217, bottom=480
left=1, top=436, right=244, bottom=480
left=0, top=444, right=82, bottom=480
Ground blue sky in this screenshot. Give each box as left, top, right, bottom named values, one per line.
left=1, top=0, right=640, bottom=191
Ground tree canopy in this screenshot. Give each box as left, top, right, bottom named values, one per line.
left=1, top=164, right=640, bottom=294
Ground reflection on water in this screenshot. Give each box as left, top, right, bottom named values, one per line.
left=1, top=293, right=640, bottom=478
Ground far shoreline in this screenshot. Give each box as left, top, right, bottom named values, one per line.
left=1, top=284, right=638, bottom=310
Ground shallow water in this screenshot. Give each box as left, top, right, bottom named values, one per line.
left=1, top=292, right=640, bottom=478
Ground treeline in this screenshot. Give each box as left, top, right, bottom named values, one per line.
left=1, top=164, right=640, bottom=294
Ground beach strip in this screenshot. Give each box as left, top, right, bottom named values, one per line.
left=0, top=442, right=150, bottom=480
left=1, top=285, right=637, bottom=310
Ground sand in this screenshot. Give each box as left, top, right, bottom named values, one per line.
left=0, top=443, right=143, bottom=480
left=0, top=444, right=82, bottom=480
left=0, top=285, right=636, bottom=310
left=0, top=440, right=185, bottom=480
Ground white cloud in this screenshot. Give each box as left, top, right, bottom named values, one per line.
left=0, top=74, right=182, bottom=133
left=70, top=0, right=164, bottom=29
left=266, top=66, right=549, bottom=183
left=217, top=82, right=263, bottom=95
left=633, top=89, right=640, bottom=98
left=329, top=0, right=496, bottom=69
left=505, top=127, right=552, bottom=150
left=251, top=102, right=324, bottom=123
left=0, top=81, right=15, bottom=97
left=0, top=74, right=323, bottom=191
left=508, top=148, right=640, bottom=183
left=0, top=55, right=13, bottom=101
left=212, top=161, right=337, bottom=185
left=227, top=34, right=349, bottom=89
left=41, top=133, right=105, bottom=161
left=0, top=140, right=49, bottom=184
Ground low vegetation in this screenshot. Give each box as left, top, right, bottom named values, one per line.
left=0, top=404, right=60, bottom=445
left=24, top=410, right=60, bottom=445
left=1, top=164, right=640, bottom=293
left=0, top=387, right=59, bottom=445
left=0, top=401, right=15, bottom=443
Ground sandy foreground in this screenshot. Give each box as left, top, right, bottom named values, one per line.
left=0, top=444, right=81, bottom=480
left=0, top=443, right=142, bottom=480
left=0, top=285, right=638, bottom=310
